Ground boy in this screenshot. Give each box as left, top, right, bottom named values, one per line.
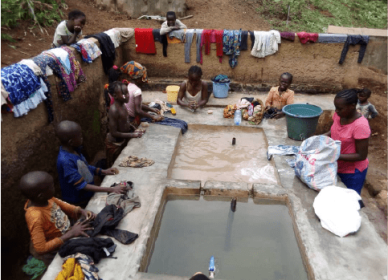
left=357, top=88, right=378, bottom=119
left=265, top=72, right=294, bottom=119
left=53, top=10, right=86, bottom=47
left=21, top=171, right=94, bottom=265
left=56, top=120, right=127, bottom=206
left=160, top=11, right=187, bottom=35
left=106, top=82, right=147, bottom=167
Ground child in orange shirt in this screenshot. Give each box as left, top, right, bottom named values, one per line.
left=265, top=72, right=294, bottom=119
left=20, top=171, right=95, bottom=265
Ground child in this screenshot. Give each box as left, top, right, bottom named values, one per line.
left=264, top=72, right=294, bottom=119
left=20, top=171, right=95, bottom=265
left=104, top=65, right=122, bottom=112
left=56, top=120, right=127, bottom=206
left=357, top=88, right=378, bottom=119
left=160, top=11, right=187, bottom=35
left=52, top=10, right=86, bottom=47
left=106, top=82, right=146, bottom=167
left=120, top=61, right=148, bottom=88
left=189, top=273, right=210, bottom=280
left=177, top=66, right=209, bottom=112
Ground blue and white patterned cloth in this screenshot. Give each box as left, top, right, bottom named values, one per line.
left=223, top=29, right=242, bottom=69
left=47, top=48, right=72, bottom=74
left=318, top=34, right=347, bottom=43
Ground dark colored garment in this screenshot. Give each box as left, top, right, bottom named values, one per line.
left=280, top=32, right=295, bottom=41
left=134, top=28, right=156, bottom=54
left=264, top=107, right=281, bottom=119
left=59, top=237, right=116, bottom=264
left=86, top=204, right=139, bottom=244
left=249, top=30, right=255, bottom=50
left=339, top=35, right=369, bottom=65
left=240, top=31, right=248, bottom=50
left=141, top=117, right=188, bottom=134
left=338, top=167, right=368, bottom=195
left=161, top=34, right=168, bottom=57
left=152, top=29, right=161, bottom=42
left=212, top=74, right=230, bottom=83
left=85, top=33, right=115, bottom=74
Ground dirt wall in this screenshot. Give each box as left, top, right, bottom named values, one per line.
left=1, top=39, right=125, bottom=280
left=124, top=35, right=387, bottom=91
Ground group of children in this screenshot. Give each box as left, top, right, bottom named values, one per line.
left=19, top=8, right=379, bottom=276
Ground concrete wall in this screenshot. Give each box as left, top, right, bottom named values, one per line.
left=125, top=35, right=387, bottom=92
left=95, top=0, right=187, bottom=18
left=1, top=39, right=125, bottom=279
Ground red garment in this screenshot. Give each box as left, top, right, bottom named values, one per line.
left=330, top=112, right=371, bottom=174
left=135, top=28, right=156, bottom=54
left=200, top=29, right=223, bottom=64
left=297, top=32, right=318, bottom=44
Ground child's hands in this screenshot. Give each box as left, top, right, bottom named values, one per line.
left=74, top=26, right=82, bottom=34
left=102, top=168, right=119, bottom=175
left=110, top=185, right=128, bottom=194
left=79, top=209, right=96, bottom=221
left=153, top=115, right=164, bottom=122
left=150, top=108, right=160, bottom=114
left=68, top=220, right=93, bottom=239
left=273, top=111, right=285, bottom=119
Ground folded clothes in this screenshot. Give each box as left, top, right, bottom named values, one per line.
left=318, top=34, right=347, bottom=43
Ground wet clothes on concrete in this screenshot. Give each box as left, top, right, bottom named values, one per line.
left=107, top=182, right=141, bottom=216
left=280, top=32, right=295, bottom=41
left=118, top=155, right=155, bottom=168
left=63, top=253, right=100, bottom=280
left=22, top=256, right=46, bottom=280
left=55, top=258, right=84, bottom=280
left=141, top=117, right=188, bottom=134
left=223, top=29, right=242, bottom=68
left=339, top=35, right=369, bottom=64
left=85, top=33, right=115, bottom=74
left=59, top=237, right=116, bottom=264
left=134, top=28, right=156, bottom=54
left=86, top=204, right=139, bottom=244
left=318, top=34, right=347, bottom=43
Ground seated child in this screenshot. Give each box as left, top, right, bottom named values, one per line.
left=160, top=11, right=187, bottom=35
left=177, top=66, right=209, bottom=112
left=357, top=88, right=378, bottom=119
left=264, top=72, right=294, bottom=119
left=56, top=120, right=127, bottom=206
left=20, top=171, right=95, bottom=265
left=52, top=10, right=86, bottom=47
left=106, top=81, right=146, bottom=167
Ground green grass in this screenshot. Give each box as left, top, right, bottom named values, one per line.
left=257, top=0, right=387, bottom=33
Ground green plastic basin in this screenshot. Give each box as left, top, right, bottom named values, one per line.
left=282, top=104, right=323, bottom=141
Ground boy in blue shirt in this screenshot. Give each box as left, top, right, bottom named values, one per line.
left=56, top=120, right=127, bottom=207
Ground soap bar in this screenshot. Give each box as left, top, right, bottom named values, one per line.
left=207, top=110, right=213, bottom=114
left=170, top=108, right=176, bottom=115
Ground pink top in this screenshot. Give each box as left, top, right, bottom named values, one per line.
left=331, top=112, right=370, bottom=174
left=125, top=83, right=142, bottom=118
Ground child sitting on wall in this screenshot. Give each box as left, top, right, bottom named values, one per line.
left=160, top=11, right=187, bottom=35
left=56, top=120, right=127, bottom=207
left=177, top=66, right=209, bottom=112
left=356, top=88, right=378, bottom=119
left=20, top=171, right=95, bottom=265
left=52, top=10, right=86, bottom=47
left=264, top=72, right=294, bottom=119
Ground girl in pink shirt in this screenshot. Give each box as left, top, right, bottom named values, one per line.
left=327, top=89, right=371, bottom=194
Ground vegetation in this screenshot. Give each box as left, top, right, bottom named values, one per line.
left=1, top=0, right=64, bottom=28
left=256, top=0, right=387, bottom=33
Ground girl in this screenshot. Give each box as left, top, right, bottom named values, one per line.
left=327, top=89, right=371, bottom=194
left=104, top=66, right=122, bottom=112
left=357, top=88, right=378, bottom=119
left=177, top=66, right=209, bottom=112
left=52, top=10, right=86, bottom=47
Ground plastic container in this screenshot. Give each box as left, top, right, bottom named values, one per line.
left=209, top=255, right=215, bottom=279
left=234, top=109, right=242, bottom=125
left=166, top=85, right=180, bottom=103
left=282, top=103, right=323, bottom=141
left=212, top=81, right=230, bottom=98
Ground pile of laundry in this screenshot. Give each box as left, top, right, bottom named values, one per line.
left=223, top=97, right=264, bottom=125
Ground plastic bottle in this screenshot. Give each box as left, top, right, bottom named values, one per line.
left=209, top=255, right=215, bottom=279
left=234, top=109, right=242, bottom=125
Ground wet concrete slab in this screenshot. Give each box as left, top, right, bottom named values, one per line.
left=41, top=94, right=387, bottom=280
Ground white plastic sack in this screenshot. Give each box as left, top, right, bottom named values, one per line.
left=294, top=135, right=341, bottom=191
left=313, top=186, right=362, bottom=237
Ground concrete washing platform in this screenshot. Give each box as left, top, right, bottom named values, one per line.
left=41, top=94, right=387, bottom=280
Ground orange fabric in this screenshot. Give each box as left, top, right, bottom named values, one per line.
left=24, top=197, right=80, bottom=254
left=265, top=86, right=294, bottom=110
left=167, top=36, right=183, bottom=44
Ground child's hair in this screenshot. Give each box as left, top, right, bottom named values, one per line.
left=108, top=67, right=121, bottom=84
left=189, top=274, right=210, bottom=280
left=68, top=10, right=86, bottom=20
left=108, top=81, right=123, bottom=96
left=56, top=120, right=81, bottom=145
left=335, top=88, right=358, bottom=105
left=19, top=171, right=52, bottom=199
left=360, top=88, right=371, bottom=97
left=166, top=11, right=176, bottom=18
left=281, top=72, right=293, bottom=83
left=188, top=66, right=203, bottom=77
